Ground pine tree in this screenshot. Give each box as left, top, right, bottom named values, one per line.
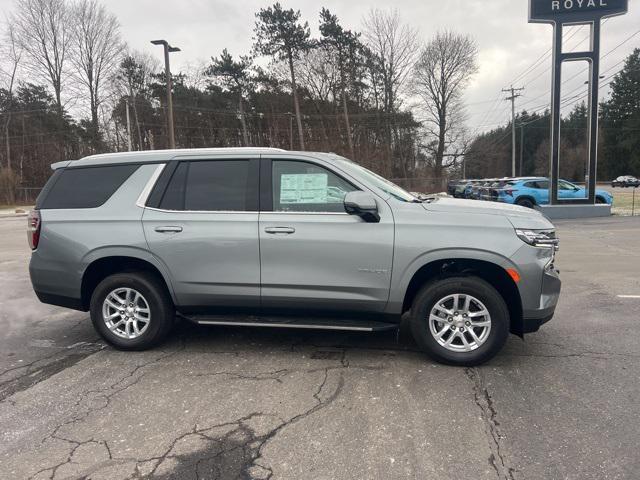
left=600, top=48, right=640, bottom=179
left=206, top=49, right=254, bottom=146
left=254, top=3, right=313, bottom=150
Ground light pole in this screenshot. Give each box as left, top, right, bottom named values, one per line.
left=151, top=39, right=180, bottom=149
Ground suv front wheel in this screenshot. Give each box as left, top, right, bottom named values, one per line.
left=90, top=272, right=174, bottom=350
left=410, top=277, right=510, bottom=366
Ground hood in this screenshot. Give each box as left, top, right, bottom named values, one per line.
left=422, top=197, right=555, bottom=230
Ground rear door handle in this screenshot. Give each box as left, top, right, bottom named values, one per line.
left=264, top=227, right=295, bottom=235
left=155, top=226, right=183, bottom=233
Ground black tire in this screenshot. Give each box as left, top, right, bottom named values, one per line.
left=90, top=272, right=174, bottom=350
left=596, top=196, right=606, bottom=204
left=516, top=197, right=535, bottom=209
left=409, top=276, right=510, bottom=366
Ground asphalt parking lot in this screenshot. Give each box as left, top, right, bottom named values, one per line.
left=1, top=215, right=639, bottom=480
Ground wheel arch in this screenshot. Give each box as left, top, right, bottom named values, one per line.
left=80, top=250, right=176, bottom=310
left=515, top=195, right=537, bottom=206
left=400, top=257, right=523, bottom=336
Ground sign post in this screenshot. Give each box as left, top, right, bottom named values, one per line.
left=529, top=0, right=628, bottom=206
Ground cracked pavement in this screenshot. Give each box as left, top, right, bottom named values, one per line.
left=1, top=215, right=640, bottom=479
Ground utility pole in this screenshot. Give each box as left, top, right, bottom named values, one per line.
left=519, top=125, right=524, bottom=176
left=151, top=40, right=181, bottom=149
left=503, top=86, right=524, bottom=177
left=125, top=98, right=132, bottom=152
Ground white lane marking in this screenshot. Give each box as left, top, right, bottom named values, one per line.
left=617, top=295, right=640, bottom=299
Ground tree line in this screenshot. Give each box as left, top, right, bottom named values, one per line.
left=2, top=0, right=635, bottom=205
left=466, top=48, right=640, bottom=183
left=0, top=0, right=483, bottom=203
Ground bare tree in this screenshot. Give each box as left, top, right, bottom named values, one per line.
left=1, top=23, right=23, bottom=171
left=70, top=0, right=122, bottom=147
left=115, top=50, right=158, bottom=150
left=12, top=0, right=71, bottom=113
left=362, top=9, right=418, bottom=174
left=413, top=31, right=478, bottom=179
left=294, top=48, right=340, bottom=149
left=362, top=9, right=418, bottom=116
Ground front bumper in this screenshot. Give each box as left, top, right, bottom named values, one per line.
left=521, top=266, right=561, bottom=333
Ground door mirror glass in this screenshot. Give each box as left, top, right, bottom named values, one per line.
left=344, top=191, right=380, bottom=223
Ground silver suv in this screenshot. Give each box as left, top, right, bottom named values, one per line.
left=28, top=148, right=561, bottom=366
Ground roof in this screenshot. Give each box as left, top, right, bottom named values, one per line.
left=57, top=147, right=297, bottom=168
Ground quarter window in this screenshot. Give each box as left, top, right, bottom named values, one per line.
left=272, top=161, right=358, bottom=213
left=37, top=165, right=139, bottom=209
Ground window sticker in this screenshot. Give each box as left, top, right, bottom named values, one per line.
left=280, top=173, right=328, bottom=204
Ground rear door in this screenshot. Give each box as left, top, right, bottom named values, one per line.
left=526, top=180, right=549, bottom=204
left=142, top=156, right=260, bottom=308
left=258, top=157, right=395, bottom=314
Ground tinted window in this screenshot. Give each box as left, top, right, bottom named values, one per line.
left=158, top=163, right=188, bottom=210
left=38, top=165, right=139, bottom=209
left=160, top=160, right=252, bottom=211
left=525, top=181, right=549, bottom=189
left=272, top=161, right=358, bottom=213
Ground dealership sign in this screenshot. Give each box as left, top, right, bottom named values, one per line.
left=528, top=0, right=628, bottom=205
left=530, top=0, right=628, bottom=23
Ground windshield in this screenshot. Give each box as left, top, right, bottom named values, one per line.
left=333, top=158, right=417, bottom=202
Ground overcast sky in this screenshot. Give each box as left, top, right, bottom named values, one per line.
left=1, top=0, right=638, bottom=134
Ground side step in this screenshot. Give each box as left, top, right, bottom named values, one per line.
left=183, top=314, right=399, bottom=332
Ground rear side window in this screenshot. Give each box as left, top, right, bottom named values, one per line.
left=158, top=160, right=253, bottom=211
left=38, top=165, right=139, bottom=209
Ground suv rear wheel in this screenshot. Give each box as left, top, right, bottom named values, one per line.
left=409, top=277, right=510, bottom=366
left=90, top=272, right=174, bottom=350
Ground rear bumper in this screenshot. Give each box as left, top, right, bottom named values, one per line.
left=34, top=291, right=85, bottom=311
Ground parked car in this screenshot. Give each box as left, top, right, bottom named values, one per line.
left=495, top=178, right=613, bottom=208
left=446, top=180, right=461, bottom=196
left=611, top=176, right=640, bottom=188
left=453, top=181, right=470, bottom=198
left=469, top=180, right=488, bottom=200
left=29, top=148, right=561, bottom=366
left=479, top=179, right=502, bottom=201
left=486, top=179, right=515, bottom=202
left=462, top=180, right=481, bottom=199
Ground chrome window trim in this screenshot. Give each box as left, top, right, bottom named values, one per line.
left=144, top=206, right=348, bottom=216
left=136, top=164, right=166, bottom=208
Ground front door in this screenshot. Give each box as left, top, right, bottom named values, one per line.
left=259, top=158, right=395, bottom=314
left=143, top=157, right=260, bottom=308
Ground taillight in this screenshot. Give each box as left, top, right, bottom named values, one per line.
left=28, top=210, right=41, bottom=250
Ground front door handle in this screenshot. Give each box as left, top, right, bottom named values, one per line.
left=264, top=227, right=296, bottom=235
left=155, top=226, right=183, bottom=233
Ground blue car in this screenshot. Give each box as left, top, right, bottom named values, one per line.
left=495, top=178, right=613, bottom=208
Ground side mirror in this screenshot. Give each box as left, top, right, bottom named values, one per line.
left=344, top=191, right=380, bottom=223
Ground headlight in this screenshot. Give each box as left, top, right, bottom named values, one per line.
left=515, top=229, right=559, bottom=249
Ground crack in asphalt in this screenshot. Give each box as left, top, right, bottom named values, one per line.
left=126, top=349, right=359, bottom=480
left=22, top=343, right=364, bottom=480
left=186, top=368, right=291, bottom=384
left=28, top=346, right=185, bottom=480
left=465, top=367, right=517, bottom=480
left=0, top=341, right=105, bottom=403
left=122, top=358, right=348, bottom=480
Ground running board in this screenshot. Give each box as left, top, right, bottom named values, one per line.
left=183, top=314, right=399, bottom=332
